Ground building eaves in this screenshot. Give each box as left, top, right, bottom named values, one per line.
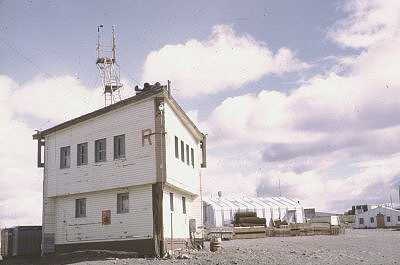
left=32, top=87, right=204, bottom=141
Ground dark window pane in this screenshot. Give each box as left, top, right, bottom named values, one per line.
left=186, top=144, right=189, bottom=165
left=174, top=136, right=179, bottom=159
left=114, top=135, right=125, bottom=159
left=191, top=148, right=194, bottom=168
left=75, top=198, right=86, bottom=218
left=77, top=142, right=88, bottom=166
left=95, top=138, right=106, bottom=162
left=181, top=141, right=184, bottom=162
left=117, top=193, right=129, bottom=213
left=182, top=196, right=186, bottom=214
left=170, top=192, right=174, bottom=211
left=60, top=146, right=70, bottom=169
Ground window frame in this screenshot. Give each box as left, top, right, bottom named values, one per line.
left=182, top=196, right=186, bottom=214
left=180, top=140, right=185, bottom=163
left=95, top=138, right=107, bottom=163
left=114, top=134, right=126, bottom=160
left=169, top=192, right=174, bottom=211
left=75, top=198, right=86, bottom=218
left=77, top=142, right=88, bottom=166
left=174, top=136, right=179, bottom=159
left=186, top=144, right=190, bottom=165
left=60, top=146, right=71, bottom=169
left=191, top=147, right=194, bottom=168
left=117, top=192, right=129, bottom=214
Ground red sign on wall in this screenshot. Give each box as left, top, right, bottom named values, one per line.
left=102, top=210, right=111, bottom=225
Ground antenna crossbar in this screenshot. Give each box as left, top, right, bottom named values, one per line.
left=96, top=25, right=123, bottom=106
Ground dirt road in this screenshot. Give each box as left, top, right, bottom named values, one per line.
left=1, top=229, right=399, bottom=264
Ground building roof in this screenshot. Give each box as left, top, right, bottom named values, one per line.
left=32, top=86, right=204, bottom=140
left=203, top=195, right=302, bottom=210
left=356, top=205, right=400, bottom=216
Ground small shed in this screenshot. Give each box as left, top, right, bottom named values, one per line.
left=353, top=206, right=400, bottom=229
left=203, top=195, right=304, bottom=227
left=0, top=226, right=42, bottom=258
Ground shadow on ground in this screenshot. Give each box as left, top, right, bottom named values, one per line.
left=0, top=250, right=140, bottom=265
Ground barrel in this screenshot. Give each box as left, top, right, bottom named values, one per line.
left=210, top=237, right=222, bottom=252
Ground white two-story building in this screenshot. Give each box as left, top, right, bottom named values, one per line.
left=33, top=84, right=206, bottom=257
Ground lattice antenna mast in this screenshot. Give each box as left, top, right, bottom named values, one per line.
left=96, top=25, right=123, bottom=106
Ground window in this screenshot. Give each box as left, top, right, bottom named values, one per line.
left=75, top=198, right=86, bottom=218
left=182, top=196, right=186, bottom=214
left=77, top=142, right=88, bottom=166
left=180, top=140, right=185, bottom=162
left=191, top=148, right=194, bottom=168
left=114, top=135, right=125, bottom=159
left=387, top=216, right=391, bottom=222
left=117, top=193, right=129, bottom=214
left=186, top=144, right=190, bottom=165
left=359, top=218, right=364, bottom=225
left=60, top=146, right=71, bottom=169
left=398, top=216, right=400, bottom=222
left=175, top=136, right=179, bottom=159
left=169, top=192, right=174, bottom=211
left=370, top=217, right=374, bottom=223
left=95, top=138, right=106, bottom=162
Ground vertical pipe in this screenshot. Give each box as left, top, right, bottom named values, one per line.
left=170, top=212, right=173, bottom=253
left=112, top=25, right=116, bottom=61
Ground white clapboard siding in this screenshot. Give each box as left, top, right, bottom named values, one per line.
left=190, top=195, right=202, bottom=229
left=164, top=102, right=201, bottom=195
left=55, top=185, right=153, bottom=244
left=45, top=98, right=156, bottom=197
left=162, top=187, right=189, bottom=239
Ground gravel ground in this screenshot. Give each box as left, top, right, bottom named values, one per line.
left=2, top=229, right=400, bottom=265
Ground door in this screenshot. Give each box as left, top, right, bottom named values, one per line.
left=376, top=214, right=385, bottom=228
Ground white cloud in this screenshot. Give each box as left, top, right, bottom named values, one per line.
left=0, top=74, right=103, bottom=227
left=142, top=25, right=308, bottom=98
left=202, top=1, right=400, bottom=211
left=0, top=75, right=16, bottom=124
left=2, top=0, right=400, bottom=226
left=329, top=0, right=400, bottom=48
left=11, top=75, right=104, bottom=123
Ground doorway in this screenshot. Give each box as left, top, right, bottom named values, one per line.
left=376, top=213, right=385, bottom=228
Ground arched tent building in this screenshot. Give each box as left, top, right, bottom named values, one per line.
left=203, top=195, right=304, bottom=227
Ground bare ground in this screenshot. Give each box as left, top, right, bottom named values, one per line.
left=1, top=229, right=400, bottom=265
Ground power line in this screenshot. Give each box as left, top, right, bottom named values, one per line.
left=0, top=36, right=53, bottom=78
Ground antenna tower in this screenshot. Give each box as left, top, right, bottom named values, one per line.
left=96, top=25, right=123, bottom=106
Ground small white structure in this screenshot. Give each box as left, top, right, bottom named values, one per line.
left=203, top=195, right=304, bottom=227
left=310, top=215, right=340, bottom=226
left=33, top=85, right=207, bottom=256
left=353, top=205, right=400, bottom=229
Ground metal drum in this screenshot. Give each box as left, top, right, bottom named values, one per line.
left=210, top=237, right=222, bottom=252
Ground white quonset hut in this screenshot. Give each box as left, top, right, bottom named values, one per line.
left=353, top=205, right=400, bottom=229
left=203, top=195, right=304, bottom=227
left=33, top=84, right=207, bottom=257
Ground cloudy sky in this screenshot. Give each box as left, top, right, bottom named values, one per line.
left=1, top=0, right=400, bottom=226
